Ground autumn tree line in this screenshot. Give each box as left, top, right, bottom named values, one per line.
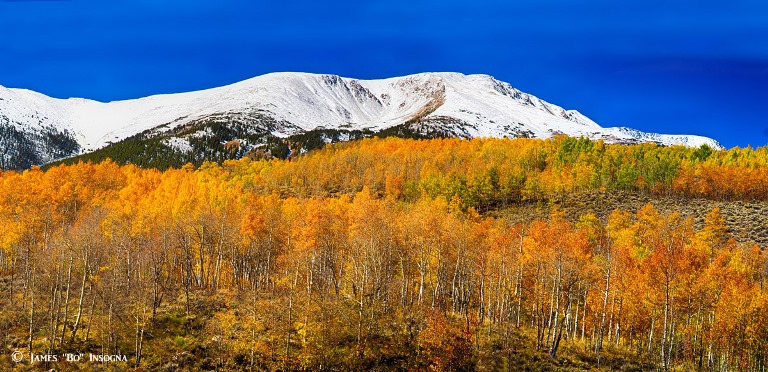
left=1, top=137, right=767, bottom=370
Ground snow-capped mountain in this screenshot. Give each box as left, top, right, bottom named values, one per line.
left=0, top=72, right=721, bottom=169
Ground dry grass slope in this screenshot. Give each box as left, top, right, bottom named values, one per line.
left=500, top=191, right=768, bottom=247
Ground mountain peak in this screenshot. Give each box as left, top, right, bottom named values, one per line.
left=0, top=72, right=722, bottom=169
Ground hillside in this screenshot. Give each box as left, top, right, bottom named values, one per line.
left=1, top=137, right=766, bottom=371
left=503, top=190, right=768, bottom=247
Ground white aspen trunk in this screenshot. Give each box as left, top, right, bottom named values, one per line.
left=61, top=255, right=73, bottom=344
left=597, top=267, right=611, bottom=352
left=70, top=248, right=89, bottom=342
left=648, top=317, right=655, bottom=356
left=48, top=263, right=61, bottom=354
left=84, top=289, right=96, bottom=342
left=27, top=269, right=35, bottom=363
left=661, top=280, right=670, bottom=370
left=549, top=266, right=562, bottom=355
left=581, top=288, right=587, bottom=344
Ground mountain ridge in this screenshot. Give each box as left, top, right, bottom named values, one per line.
left=0, top=72, right=722, bottom=170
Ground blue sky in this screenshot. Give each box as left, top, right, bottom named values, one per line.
left=1, top=0, right=766, bottom=148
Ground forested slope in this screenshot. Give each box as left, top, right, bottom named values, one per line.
left=1, top=137, right=766, bottom=370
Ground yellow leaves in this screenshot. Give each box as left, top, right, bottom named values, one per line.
left=293, top=320, right=322, bottom=349
left=722, top=244, right=764, bottom=280
left=240, top=210, right=265, bottom=239
left=212, top=310, right=239, bottom=338
left=448, top=194, right=463, bottom=215
left=726, top=250, right=750, bottom=276
left=89, top=264, right=113, bottom=285
left=181, top=162, right=195, bottom=172
left=384, top=173, right=404, bottom=200
left=697, top=207, right=729, bottom=251
left=0, top=219, right=22, bottom=254
left=635, top=203, right=660, bottom=230
left=274, top=272, right=297, bottom=288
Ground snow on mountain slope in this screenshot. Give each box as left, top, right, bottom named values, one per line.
left=0, top=72, right=722, bottom=164
left=0, top=86, right=80, bottom=168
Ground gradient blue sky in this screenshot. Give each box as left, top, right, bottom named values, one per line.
left=1, top=0, right=767, bottom=148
